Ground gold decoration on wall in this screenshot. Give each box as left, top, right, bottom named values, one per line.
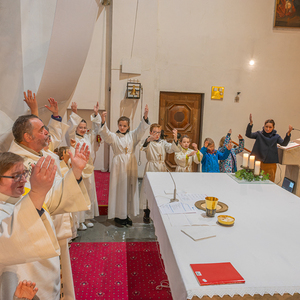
left=211, top=86, right=224, bottom=100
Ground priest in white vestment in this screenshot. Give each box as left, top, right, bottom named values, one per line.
left=8, top=114, right=91, bottom=300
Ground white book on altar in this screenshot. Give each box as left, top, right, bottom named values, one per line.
left=181, top=225, right=216, bottom=241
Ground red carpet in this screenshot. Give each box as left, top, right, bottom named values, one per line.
left=70, top=242, right=172, bottom=300
left=94, top=171, right=110, bottom=215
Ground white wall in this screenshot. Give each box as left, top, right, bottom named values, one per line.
left=109, top=0, right=300, bottom=177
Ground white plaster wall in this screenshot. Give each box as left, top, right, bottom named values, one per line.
left=110, top=0, right=300, bottom=178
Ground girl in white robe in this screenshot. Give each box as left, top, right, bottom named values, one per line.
left=139, top=124, right=180, bottom=212
left=66, top=102, right=101, bottom=230
left=99, top=105, right=150, bottom=225
left=174, top=135, right=202, bottom=172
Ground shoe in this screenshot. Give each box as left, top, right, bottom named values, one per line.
left=84, top=221, right=94, bottom=228
left=114, top=218, right=127, bottom=226
left=78, top=222, right=87, bottom=231
left=126, top=216, right=133, bottom=226
left=143, top=208, right=151, bottom=224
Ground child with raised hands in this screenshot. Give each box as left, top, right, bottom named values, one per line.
left=174, top=135, right=201, bottom=172
left=99, top=105, right=150, bottom=226
left=218, top=129, right=244, bottom=173
left=200, top=137, right=232, bottom=172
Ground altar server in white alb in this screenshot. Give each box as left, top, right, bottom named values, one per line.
left=99, top=105, right=150, bottom=226
left=174, top=135, right=202, bottom=172
left=0, top=150, right=87, bottom=300
left=139, top=123, right=180, bottom=217
left=65, top=101, right=101, bottom=230
left=9, top=114, right=91, bottom=300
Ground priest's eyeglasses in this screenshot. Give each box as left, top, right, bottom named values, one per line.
left=0, top=170, right=30, bottom=182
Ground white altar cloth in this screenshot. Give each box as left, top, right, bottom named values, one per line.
left=144, top=172, right=300, bottom=300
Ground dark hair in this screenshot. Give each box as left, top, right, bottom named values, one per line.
left=264, top=119, right=275, bottom=127
left=204, top=137, right=214, bottom=147
left=80, top=119, right=87, bottom=124
left=179, top=134, right=191, bottom=143
left=0, top=152, right=24, bottom=177
left=58, top=146, right=69, bottom=160
left=118, top=116, right=130, bottom=127
left=12, top=115, right=39, bottom=143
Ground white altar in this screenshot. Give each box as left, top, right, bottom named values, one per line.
left=144, top=172, right=300, bottom=300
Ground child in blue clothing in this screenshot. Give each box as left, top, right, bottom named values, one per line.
left=200, top=137, right=232, bottom=172
left=218, top=129, right=244, bottom=173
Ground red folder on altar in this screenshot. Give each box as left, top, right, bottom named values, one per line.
left=190, top=262, right=245, bottom=286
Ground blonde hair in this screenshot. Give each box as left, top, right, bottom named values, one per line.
left=219, top=136, right=226, bottom=148
left=204, top=137, right=214, bottom=147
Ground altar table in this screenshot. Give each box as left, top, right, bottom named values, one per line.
left=144, top=172, right=300, bottom=300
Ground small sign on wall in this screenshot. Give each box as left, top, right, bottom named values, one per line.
left=127, top=82, right=141, bottom=99
left=211, top=86, right=224, bottom=100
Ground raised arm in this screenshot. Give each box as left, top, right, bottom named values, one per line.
left=246, top=113, right=258, bottom=139
left=277, top=125, right=293, bottom=146
left=65, top=102, right=83, bottom=147
left=24, top=90, right=38, bottom=116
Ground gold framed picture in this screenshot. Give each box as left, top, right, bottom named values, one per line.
left=274, top=0, right=300, bottom=28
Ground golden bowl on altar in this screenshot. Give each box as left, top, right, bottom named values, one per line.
left=217, top=215, right=235, bottom=226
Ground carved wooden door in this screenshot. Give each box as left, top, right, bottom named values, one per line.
left=159, top=92, right=202, bottom=172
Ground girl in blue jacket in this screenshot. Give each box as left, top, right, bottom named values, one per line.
left=246, top=114, right=293, bottom=182
left=200, top=138, right=231, bottom=172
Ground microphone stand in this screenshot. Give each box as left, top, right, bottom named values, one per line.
left=166, top=167, right=179, bottom=203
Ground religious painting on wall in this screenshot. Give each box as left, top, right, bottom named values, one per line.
left=274, top=0, right=300, bottom=27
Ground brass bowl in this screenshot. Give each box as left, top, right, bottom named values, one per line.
left=218, top=215, right=235, bottom=226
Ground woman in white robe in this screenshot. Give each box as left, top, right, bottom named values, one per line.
left=99, top=105, right=150, bottom=225
left=65, top=102, right=101, bottom=230
left=0, top=153, right=60, bottom=300
left=174, top=135, right=202, bottom=172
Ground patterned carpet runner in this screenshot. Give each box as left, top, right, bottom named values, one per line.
left=94, top=171, right=110, bottom=215
left=70, top=242, right=172, bottom=300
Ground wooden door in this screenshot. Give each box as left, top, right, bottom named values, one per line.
left=159, top=92, right=202, bottom=172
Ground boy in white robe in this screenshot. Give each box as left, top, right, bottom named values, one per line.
left=0, top=153, right=60, bottom=299
left=139, top=123, right=180, bottom=222
left=174, top=135, right=202, bottom=172
left=9, top=114, right=91, bottom=300
left=65, top=101, right=101, bottom=230
left=99, top=105, right=150, bottom=226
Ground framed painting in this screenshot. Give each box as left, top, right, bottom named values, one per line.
left=274, top=0, right=300, bottom=28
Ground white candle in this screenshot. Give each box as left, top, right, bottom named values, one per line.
left=249, top=155, right=255, bottom=169
left=242, top=153, right=249, bottom=168
left=254, top=161, right=261, bottom=176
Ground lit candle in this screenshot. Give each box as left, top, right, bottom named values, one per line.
left=254, top=161, right=261, bottom=176
left=249, top=155, right=255, bottom=169
left=242, top=153, right=249, bottom=168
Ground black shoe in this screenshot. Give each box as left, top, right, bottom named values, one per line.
left=114, top=218, right=127, bottom=226
left=126, top=216, right=133, bottom=226
left=143, top=208, right=150, bottom=224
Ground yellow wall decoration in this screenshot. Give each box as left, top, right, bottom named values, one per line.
left=211, top=86, right=224, bottom=100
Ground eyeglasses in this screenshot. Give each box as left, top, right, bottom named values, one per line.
left=0, top=170, right=30, bottom=182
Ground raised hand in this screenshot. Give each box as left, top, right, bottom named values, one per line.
left=249, top=113, right=253, bottom=125
left=71, top=102, right=78, bottom=114
left=228, top=129, right=232, bottom=134
left=45, top=98, right=59, bottom=117
left=144, top=104, right=149, bottom=120
left=238, top=134, right=243, bottom=140
left=101, top=111, right=107, bottom=124
left=29, top=156, right=57, bottom=210
left=94, top=102, right=99, bottom=116
left=14, top=280, right=38, bottom=300
left=172, top=129, right=178, bottom=142
left=204, top=140, right=209, bottom=148
left=191, top=143, right=198, bottom=151
left=70, top=143, right=90, bottom=180
left=24, top=90, right=38, bottom=116
left=288, top=125, right=293, bottom=136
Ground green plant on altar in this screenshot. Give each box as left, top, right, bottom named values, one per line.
left=235, top=169, right=270, bottom=182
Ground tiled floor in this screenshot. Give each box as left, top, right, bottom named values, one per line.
left=75, top=179, right=157, bottom=243
left=74, top=212, right=157, bottom=243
